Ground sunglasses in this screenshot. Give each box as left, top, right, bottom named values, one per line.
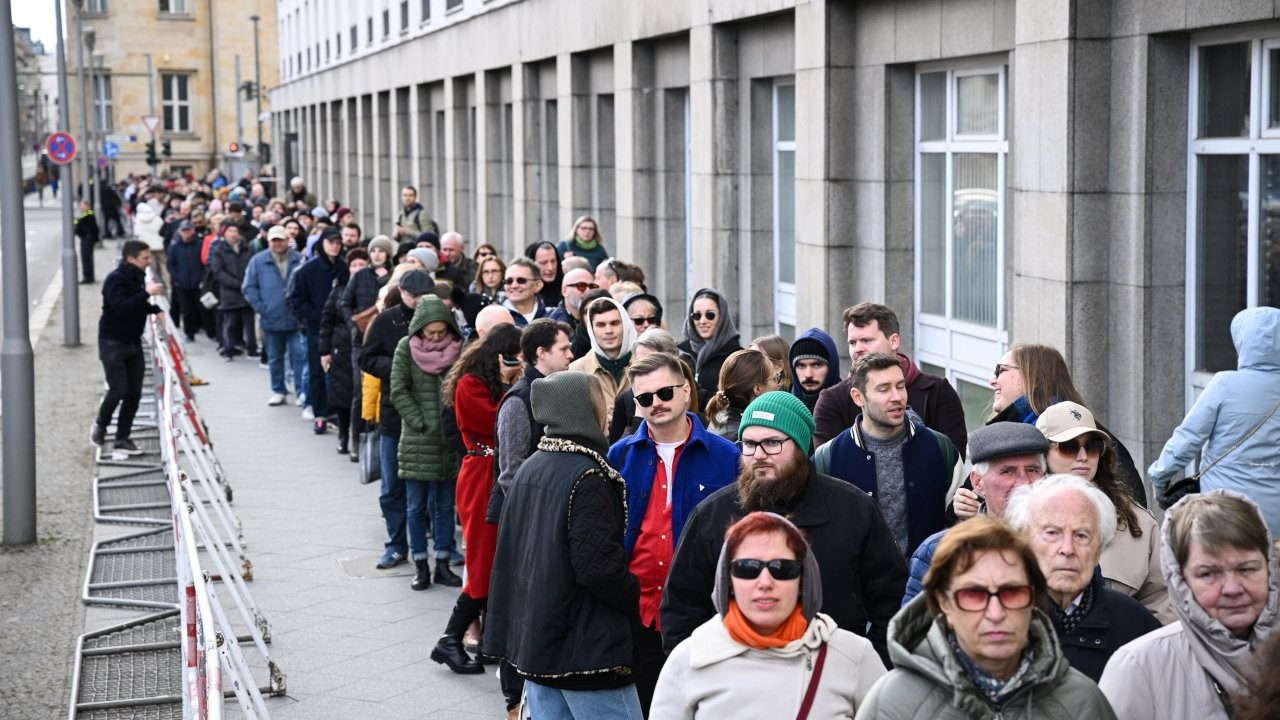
left=635, top=384, right=683, bottom=408
left=690, top=311, right=718, bottom=323
left=630, top=315, right=660, bottom=327
left=504, top=276, right=533, bottom=286
left=993, top=363, right=1019, bottom=378
left=729, top=558, right=803, bottom=581
left=949, top=584, right=1033, bottom=612
left=566, top=281, right=600, bottom=292
left=1053, top=436, right=1107, bottom=457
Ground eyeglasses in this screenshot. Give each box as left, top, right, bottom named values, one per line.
left=690, top=311, right=718, bottom=323
left=566, top=281, right=599, bottom=292
left=729, top=558, right=803, bottom=581
left=771, top=371, right=784, bottom=385
left=736, top=437, right=792, bottom=456
left=504, top=276, right=533, bottom=286
left=1052, top=437, right=1107, bottom=457
left=993, top=363, right=1019, bottom=378
left=949, top=584, right=1034, bottom=612
left=635, top=384, right=683, bottom=408
left=630, top=315, right=660, bottom=327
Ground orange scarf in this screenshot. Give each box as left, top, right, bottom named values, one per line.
left=723, top=601, right=808, bottom=649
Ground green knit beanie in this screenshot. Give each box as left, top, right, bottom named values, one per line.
left=739, top=391, right=816, bottom=456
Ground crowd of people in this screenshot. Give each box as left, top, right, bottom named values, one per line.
left=88, top=168, right=1280, bottom=720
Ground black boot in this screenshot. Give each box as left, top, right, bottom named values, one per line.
left=431, top=594, right=484, bottom=674
left=336, top=434, right=349, bottom=455
left=433, top=561, right=462, bottom=587
left=411, top=559, right=431, bottom=591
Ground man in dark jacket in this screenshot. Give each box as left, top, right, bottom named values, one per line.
left=166, top=221, right=205, bottom=341
left=485, top=370, right=643, bottom=718
left=289, top=229, right=346, bottom=432
left=207, top=225, right=256, bottom=358
left=659, top=391, right=907, bottom=666
left=787, top=327, right=840, bottom=411
left=358, top=269, right=436, bottom=570
left=1006, top=474, right=1160, bottom=681
left=92, top=240, right=164, bottom=455
left=74, top=200, right=99, bottom=284
left=813, top=303, right=968, bottom=456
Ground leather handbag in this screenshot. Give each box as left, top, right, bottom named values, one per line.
left=352, top=305, right=378, bottom=334
left=795, top=642, right=829, bottom=720
left=1158, top=396, right=1280, bottom=509
left=358, top=428, right=381, bottom=485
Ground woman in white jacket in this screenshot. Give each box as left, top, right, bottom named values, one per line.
left=650, top=511, right=886, bottom=720
left=132, top=201, right=166, bottom=283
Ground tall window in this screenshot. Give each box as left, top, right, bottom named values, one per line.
left=773, top=80, right=796, bottom=337
left=161, top=73, right=191, bottom=133
left=92, top=73, right=112, bottom=132
left=400, top=0, right=409, bottom=30
left=1187, top=32, right=1280, bottom=399
left=158, top=0, right=187, bottom=13
left=914, top=61, right=1008, bottom=426
left=421, top=0, right=431, bottom=21
left=86, top=0, right=107, bottom=12
left=446, top=0, right=463, bottom=10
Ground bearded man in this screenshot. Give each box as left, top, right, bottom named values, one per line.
left=658, top=391, right=907, bottom=666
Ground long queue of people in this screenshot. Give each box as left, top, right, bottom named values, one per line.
left=91, top=171, right=1280, bottom=720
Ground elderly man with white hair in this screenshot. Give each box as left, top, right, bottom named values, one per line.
left=1006, top=474, right=1161, bottom=681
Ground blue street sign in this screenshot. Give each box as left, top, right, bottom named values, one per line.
left=103, top=141, right=119, bottom=159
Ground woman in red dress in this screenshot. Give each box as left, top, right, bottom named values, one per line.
left=431, top=323, right=523, bottom=675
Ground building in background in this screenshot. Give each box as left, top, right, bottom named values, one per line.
left=270, top=0, right=1279, bottom=488
left=14, top=27, right=45, bottom=155
left=67, top=0, right=278, bottom=178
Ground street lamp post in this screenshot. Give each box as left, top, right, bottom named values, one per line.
left=72, top=0, right=92, bottom=213
left=83, top=29, right=97, bottom=198
left=249, top=14, right=262, bottom=161
left=57, top=0, right=79, bottom=346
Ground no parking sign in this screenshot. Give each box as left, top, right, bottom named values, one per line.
left=46, top=131, right=77, bottom=165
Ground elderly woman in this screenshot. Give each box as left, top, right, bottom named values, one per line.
left=1033, top=401, right=1171, bottom=622
left=1006, top=475, right=1161, bottom=680
left=1098, top=490, right=1279, bottom=720
left=856, top=516, right=1115, bottom=719
left=651, top=511, right=886, bottom=719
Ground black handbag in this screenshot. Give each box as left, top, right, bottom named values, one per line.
left=358, top=429, right=381, bottom=485
left=1157, top=396, right=1280, bottom=509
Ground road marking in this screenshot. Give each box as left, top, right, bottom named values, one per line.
left=31, top=267, right=63, bottom=349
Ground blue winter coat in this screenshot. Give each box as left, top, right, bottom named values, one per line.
left=1149, top=306, right=1280, bottom=534
left=242, top=249, right=302, bottom=332
left=901, top=528, right=945, bottom=606
left=165, top=236, right=205, bottom=290
left=788, top=327, right=841, bottom=399
left=288, top=254, right=342, bottom=330
left=608, top=412, right=740, bottom=558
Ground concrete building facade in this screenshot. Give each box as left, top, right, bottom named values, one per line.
left=69, top=0, right=278, bottom=177
left=270, top=0, right=1275, bottom=483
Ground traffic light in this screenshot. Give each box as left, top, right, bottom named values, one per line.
left=260, top=142, right=271, bottom=164
left=161, top=139, right=171, bottom=157
left=240, top=81, right=257, bottom=101
left=145, top=140, right=158, bottom=166
left=229, top=141, right=241, bottom=154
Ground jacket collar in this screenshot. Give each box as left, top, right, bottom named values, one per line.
left=849, top=413, right=918, bottom=449
left=622, top=412, right=711, bottom=452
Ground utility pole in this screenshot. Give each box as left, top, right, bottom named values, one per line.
left=250, top=14, right=262, bottom=158
left=55, top=0, right=79, bottom=345
left=2, top=0, right=39, bottom=545
left=146, top=53, right=156, bottom=177
left=84, top=31, right=97, bottom=192
left=234, top=54, right=243, bottom=151
left=72, top=0, right=91, bottom=210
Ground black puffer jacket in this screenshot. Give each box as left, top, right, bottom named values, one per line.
left=319, top=282, right=355, bottom=411
left=660, top=464, right=908, bottom=666
left=357, top=302, right=412, bottom=436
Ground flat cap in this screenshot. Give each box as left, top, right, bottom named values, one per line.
left=968, top=421, right=1049, bottom=464
left=398, top=269, right=435, bottom=296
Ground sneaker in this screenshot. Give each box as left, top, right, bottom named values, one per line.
left=188, top=374, right=208, bottom=386
left=301, top=406, right=315, bottom=420
left=258, top=362, right=269, bottom=370
left=245, top=349, right=260, bottom=358
left=267, top=393, right=286, bottom=406
left=295, top=394, right=306, bottom=407
left=313, top=418, right=328, bottom=434
left=90, top=423, right=105, bottom=447
left=375, top=549, right=407, bottom=569
left=113, top=439, right=144, bottom=456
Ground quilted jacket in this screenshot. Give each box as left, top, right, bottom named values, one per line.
left=389, top=297, right=461, bottom=481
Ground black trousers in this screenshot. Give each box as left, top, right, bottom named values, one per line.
left=172, top=287, right=202, bottom=339
left=95, top=339, right=145, bottom=441
left=633, top=623, right=666, bottom=718
left=79, top=234, right=95, bottom=282
left=305, top=325, right=328, bottom=416
left=219, top=307, right=257, bottom=355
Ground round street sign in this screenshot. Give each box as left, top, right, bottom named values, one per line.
left=46, top=131, right=77, bottom=165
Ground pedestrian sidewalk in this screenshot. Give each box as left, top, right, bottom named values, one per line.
left=182, top=338, right=505, bottom=719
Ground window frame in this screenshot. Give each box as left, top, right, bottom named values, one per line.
left=92, top=72, right=112, bottom=132
left=158, top=0, right=188, bottom=15
left=160, top=72, right=192, bottom=134
left=772, top=77, right=796, bottom=336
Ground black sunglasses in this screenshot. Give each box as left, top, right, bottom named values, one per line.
left=504, top=276, right=532, bottom=286
left=630, top=315, right=660, bottom=327
left=1053, top=436, right=1107, bottom=457
left=635, top=384, right=683, bottom=408
left=730, top=558, right=803, bottom=581
left=690, top=311, right=717, bottom=322
left=993, top=363, right=1019, bottom=378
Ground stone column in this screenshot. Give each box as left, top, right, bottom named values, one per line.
left=511, top=63, right=529, bottom=260
left=688, top=24, right=738, bottom=300
left=613, top=41, right=657, bottom=278
left=474, top=70, right=490, bottom=247
left=557, top=53, right=590, bottom=234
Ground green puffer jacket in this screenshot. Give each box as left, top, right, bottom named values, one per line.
left=854, top=594, right=1116, bottom=720
left=390, top=296, right=462, bottom=481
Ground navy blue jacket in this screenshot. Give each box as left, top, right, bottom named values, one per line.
left=288, top=254, right=343, bottom=330
left=813, top=416, right=959, bottom=555
left=98, top=261, right=161, bottom=342
left=165, top=236, right=205, bottom=290
left=242, top=249, right=303, bottom=332
left=1055, top=569, right=1162, bottom=682
left=607, top=412, right=739, bottom=558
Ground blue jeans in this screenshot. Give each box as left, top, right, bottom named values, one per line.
left=379, top=432, right=407, bottom=555
left=263, top=329, right=308, bottom=398
left=525, top=682, right=643, bottom=720
left=406, top=478, right=458, bottom=561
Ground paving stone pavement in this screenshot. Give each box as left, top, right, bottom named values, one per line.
left=182, top=335, right=506, bottom=719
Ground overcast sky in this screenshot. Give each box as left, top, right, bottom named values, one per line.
left=12, top=4, right=60, bottom=50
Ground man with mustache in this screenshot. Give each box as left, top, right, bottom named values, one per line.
left=659, top=391, right=906, bottom=666
left=811, top=352, right=962, bottom=556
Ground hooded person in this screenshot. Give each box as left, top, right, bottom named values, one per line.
left=568, top=296, right=639, bottom=409
left=651, top=511, right=887, bottom=719
left=678, top=288, right=744, bottom=404
left=1148, top=307, right=1280, bottom=532
left=788, top=328, right=841, bottom=411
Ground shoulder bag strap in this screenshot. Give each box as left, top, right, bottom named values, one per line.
left=795, top=642, right=829, bottom=720
left=1196, top=395, right=1280, bottom=479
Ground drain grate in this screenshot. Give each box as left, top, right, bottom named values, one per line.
left=84, top=528, right=178, bottom=609
left=71, top=612, right=184, bottom=720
